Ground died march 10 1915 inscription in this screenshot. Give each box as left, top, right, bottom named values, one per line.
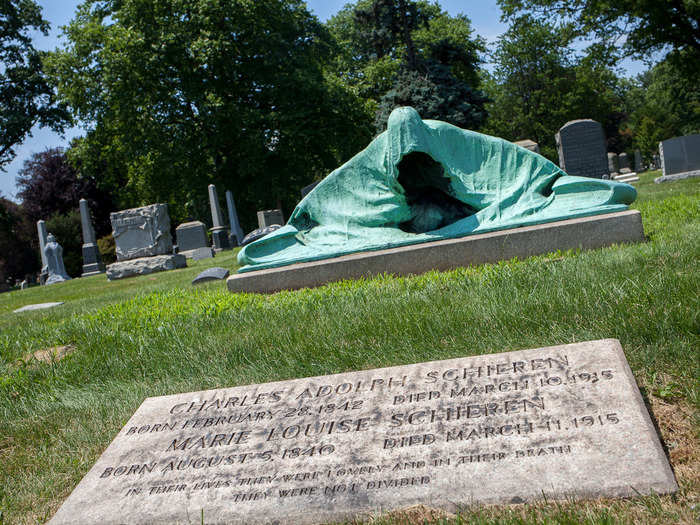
left=49, top=339, right=677, bottom=524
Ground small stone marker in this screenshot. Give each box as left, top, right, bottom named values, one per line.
left=555, top=119, right=609, bottom=179
left=175, top=221, right=210, bottom=258
left=241, top=224, right=281, bottom=247
left=618, top=152, right=632, bottom=174
left=514, top=139, right=540, bottom=154
left=634, top=150, right=644, bottom=173
left=14, top=302, right=64, bottom=313
left=48, top=339, right=676, bottom=525
left=607, top=152, right=619, bottom=176
left=208, top=184, right=231, bottom=251
left=192, top=266, right=230, bottom=285
left=190, top=247, right=215, bottom=261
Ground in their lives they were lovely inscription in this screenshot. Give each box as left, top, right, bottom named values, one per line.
left=49, top=339, right=677, bottom=524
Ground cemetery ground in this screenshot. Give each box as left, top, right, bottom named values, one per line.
left=0, top=171, right=698, bottom=524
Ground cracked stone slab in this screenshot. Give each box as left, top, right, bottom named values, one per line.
left=48, top=339, right=676, bottom=525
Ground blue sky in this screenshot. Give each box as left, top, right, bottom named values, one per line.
left=1, top=0, right=646, bottom=201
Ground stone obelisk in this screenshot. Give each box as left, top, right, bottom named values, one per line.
left=37, top=220, right=49, bottom=284
left=225, top=190, right=244, bottom=246
left=208, top=184, right=230, bottom=251
left=79, top=199, right=105, bottom=276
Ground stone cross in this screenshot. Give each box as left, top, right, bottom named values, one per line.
left=207, top=184, right=230, bottom=251
left=79, top=199, right=105, bottom=276
left=225, top=190, right=244, bottom=246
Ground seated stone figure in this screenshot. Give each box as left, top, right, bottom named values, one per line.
left=238, top=107, right=636, bottom=273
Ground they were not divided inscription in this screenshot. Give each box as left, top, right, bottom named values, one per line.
left=49, top=339, right=677, bottom=525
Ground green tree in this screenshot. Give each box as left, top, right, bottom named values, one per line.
left=498, top=0, right=700, bottom=61
left=327, top=0, right=488, bottom=132
left=625, top=52, right=700, bottom=158
left=483, top=17, right=629, bottom=161
left=46, top=0, right=372, bottom=230
left=0, top=194, right=39, bottom=284
left=0, top=0, right=69, bottom=169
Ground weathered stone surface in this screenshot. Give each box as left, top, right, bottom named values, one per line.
left=226, top=190, right=244, bottom=246
left=106, top=254, right=186, bottom=280
left=257, top=209, right=284, bottom=228
left=229, top=211, right=644, bottom=294
left=111, top=204, right=173, bottom=261
left=48, top=339, right=676, bottom=525
left=607, top=152, right=619, bottom=175
left=555, top=120, right=609, bottom=179
left=44, top=234, right=71, bottom=285
left=14, top=302, right=64, bottom=313
left=176, top=221, right=208, bottom=253
left=192, top=266, right=230, bottom=285
left=619, top=153, right=632, bottom=174
left=80, top=199, right=105, bottom=276
left=514, top=139, right=540, bottom=153
left=634, top=150, right=644, bottom=172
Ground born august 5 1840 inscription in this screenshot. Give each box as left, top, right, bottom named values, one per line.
left=48, top=339, right=677, bottom=525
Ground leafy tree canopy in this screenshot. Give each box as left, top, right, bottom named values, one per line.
left=46, top=0, right=373, bottom=230
left=483, top=16, right=630, bottom=161
left=498, top=0, right=700, bottom=62
left=0, top=0, right=69, bottom=169
left=327, top=0, right=488, bottom=132
left=0, top=195, right=39, bottom=283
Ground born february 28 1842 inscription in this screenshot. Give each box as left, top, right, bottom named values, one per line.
left=48, top=339, right=677, bottom=524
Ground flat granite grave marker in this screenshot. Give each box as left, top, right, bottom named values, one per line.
left=49, top=339, right=676, bottom=525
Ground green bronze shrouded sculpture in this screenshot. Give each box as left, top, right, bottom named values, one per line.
left=237, top=107, right=636, bottom=273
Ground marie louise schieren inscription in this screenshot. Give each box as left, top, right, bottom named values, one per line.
left=49, top=339, right=676, bottom=525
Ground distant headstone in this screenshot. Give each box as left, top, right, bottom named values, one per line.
left=652, top=154, right=661, bottom=170
left=175, top=221, right=209, bottom=257
left=111, top=204, right=172, bottom=261
left=44, top=234, right=71, bottom=285
left=618, top=153, right=632, bottom=174
left=20, top=280, right=28, bottom=290
left=14, top=302, right=64, bottom=313
left=191, top=266, right=230, bottom=285
left=241, top=224, right=282, bottom=246
left=514, top=139, right=540, bottom=154
left=634, top=150, right=644, bottom=173
left=301, top=181, right=320, bottom=199
left=607, top=152, right=619, bottom=176
left=47, top=339, right=677, bottom=525
left=107, top=204, right=186, bottom=280
left=37, top=220, right=48, bottom=284
left=257, top=209, right=284, bottom=228
left=555, top=119, right=609, bottom=179
left=190, top=247, right=214, bottom=261
left=79, top=199, right=105, bottom=277
left=208, top=184, right=231, bottom=251
left=655, top=134, right=700, bottom=183
left=225, top=190, right=244, bottom=247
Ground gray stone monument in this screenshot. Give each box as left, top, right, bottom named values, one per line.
left=655, top=134, right=700, bottom=183
left=47, top=339, right=677, bottom=525
left=37, top=220, right=49, bottom=285
left=607, top=152, right=619, bottom=176
left=175, top=221, right=212, bottom=259
left=106, top=204, right=186, bottom=280
left=225, top=190, right=244, bottom=246
left=208, top=184, right=230, bottom=251
left=79, top=199, right=105, bottom=277
left=634, top=150, right=644, bottom=172
left=555, top=119, right=609, bottom=179
left=257, top=209, right=285, bottom=228
left=618, top=152, right=632, bottom=174
left=44, top=234, right=71, bottom=285
left=514, top=139, right=540, bottom=154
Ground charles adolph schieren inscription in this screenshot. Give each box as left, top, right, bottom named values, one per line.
left=49, top=339, right=677, bottom=524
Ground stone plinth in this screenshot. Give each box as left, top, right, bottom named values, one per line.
left=47, top=339, right=676, bottom=525
left=229, top=210, right=644, bottom=294
left=514, top=139, right=540, bottom=153
left=111, top=204, right=172, bottom=261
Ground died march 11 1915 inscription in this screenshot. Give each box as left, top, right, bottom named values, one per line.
left=49, top=339, right=677, bottom=524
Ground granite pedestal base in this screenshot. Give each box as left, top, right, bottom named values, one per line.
left=81, top=244, right=105, bottom=277
left=228, top=210, right=645, bottom=294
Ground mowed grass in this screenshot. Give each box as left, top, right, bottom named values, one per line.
left=0, top=170, right=698, bottom=524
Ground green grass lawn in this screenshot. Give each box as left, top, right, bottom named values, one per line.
left=1, top=170, right=698, bottom=524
